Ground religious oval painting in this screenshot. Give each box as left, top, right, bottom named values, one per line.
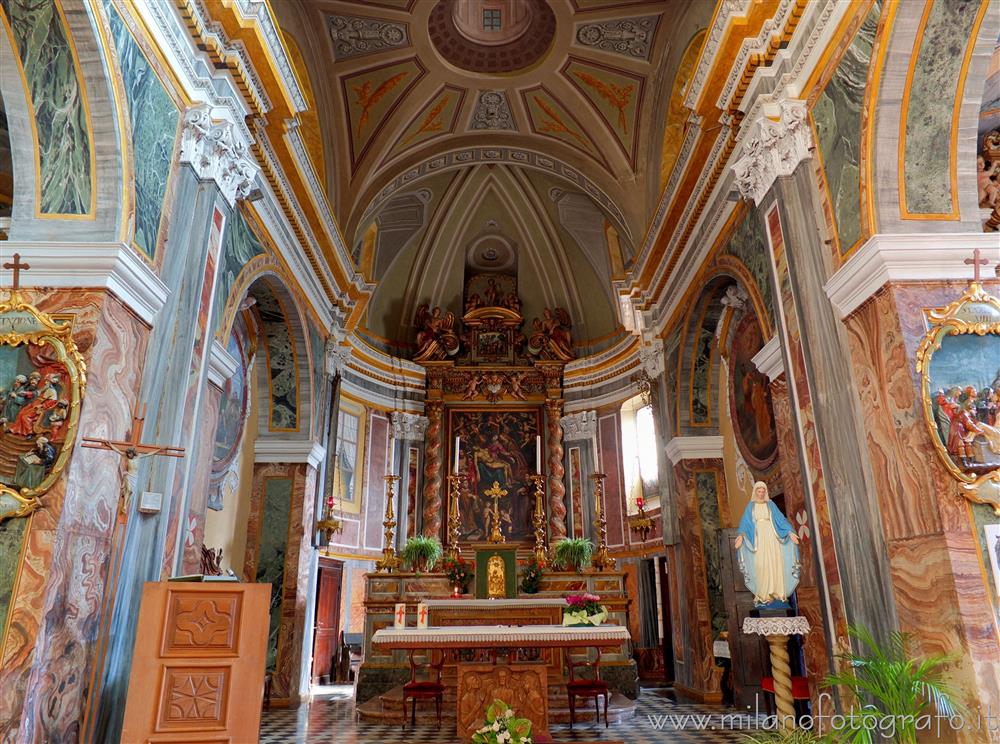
left=917, top=283, right=1000, bottom=513
left=0, top=292, right=86, bottom=521
left=729, top=313, right=777, bottom=470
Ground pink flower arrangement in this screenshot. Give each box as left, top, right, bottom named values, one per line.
left=565, top=593, right=602, bottom=616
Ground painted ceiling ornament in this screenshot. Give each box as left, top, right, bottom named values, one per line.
left=574, top=16, right=659, bottom=60
left=470, top=91, right=516, bottom=131
left=916, top=264, right=1000, bottom=514
left=179, top=104, right=259, bottom=207
left=328, top=15, right=408, bottom=61
left=735, top=481, right=801, bottom=608
left=730, top=97, right=811, bottom=205
left=0, top=266, right=87, bottom=522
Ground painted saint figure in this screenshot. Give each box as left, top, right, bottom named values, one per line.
left=14, top=436, right=56, bottom=490
left=734, top=481, right=801, bottom=607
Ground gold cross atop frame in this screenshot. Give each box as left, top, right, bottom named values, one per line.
left=485, top=480, right=508, bottom=544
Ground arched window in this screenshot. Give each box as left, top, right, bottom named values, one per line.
left=621, top=393, right=659, bottom=515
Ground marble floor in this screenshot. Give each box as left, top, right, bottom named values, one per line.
left=258, top=685, right=766, bottom=743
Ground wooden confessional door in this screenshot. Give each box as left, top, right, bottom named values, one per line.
left=121, top=581, right=270, bottom=744
left=311, top=557, right=344, bottom=684
left=720, top=529, right=767, bottom=709
left=657, top=557, right=676, bottom=685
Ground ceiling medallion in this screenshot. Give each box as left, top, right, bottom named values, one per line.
left=428, top=0, right=556, bottom=74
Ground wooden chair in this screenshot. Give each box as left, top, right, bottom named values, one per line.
left=565, top=648, right=609, bottom=729
left=401, top=650, right=444, bottom=731
left=338, top=631, right=363, bottom=682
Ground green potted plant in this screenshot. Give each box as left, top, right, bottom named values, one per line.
left=471, top=699, right=532, bottom=744
left=823, top=625, right=960, bottom=744
left=400, top=535, right=442, bottom=573
left=551, top=537, right=593, bottom=572
left=441, top=555, right=473, bottom=594
left=519, top=556, right=545, bottom=594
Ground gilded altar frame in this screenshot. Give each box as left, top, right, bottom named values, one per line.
left=915, top=282, right=1000, bottom=514
left=0, top=292, right=86, bottom=522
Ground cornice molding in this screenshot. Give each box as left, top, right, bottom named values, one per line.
left=751, top=335, right=783, bottom=382
left=391, top=412, right=428, bottom=442
left=1, top=242, right=168, bottom=325
left=180, top=104, right=259, bottom=207
left=824, top=233, right=1000, bottom=319
left=665, top=436, right=724, bottom=465
left=207, top=339, right=239, bottom=389
left=254, top=439, right=326, bottom=469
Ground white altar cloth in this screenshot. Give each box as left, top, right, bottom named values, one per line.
left=422, top=598, right=568, bottom=609
left=372, top=624, right=630, bottom=648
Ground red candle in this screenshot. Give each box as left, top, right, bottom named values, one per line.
left=636, top=496, right=644, bottom=509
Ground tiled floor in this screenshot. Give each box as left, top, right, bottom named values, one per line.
left=259, top=685, right=763, bottom=743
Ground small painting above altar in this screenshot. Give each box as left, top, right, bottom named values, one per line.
left=450, top=408, right=540, bottom=542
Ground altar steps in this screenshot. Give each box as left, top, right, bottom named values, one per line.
left=356, top=684, right=637, bottom=727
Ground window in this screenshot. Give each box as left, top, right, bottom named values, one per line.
left=332, top=399, right=366, bottom=513
left=483, top=8, right=501, bottom=32
left=621, top=394, right=659, bottom=514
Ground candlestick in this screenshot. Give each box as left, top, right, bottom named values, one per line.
left=454, top=436, right=461, bottom=474
left=529, top=474, right=547, bottom=563
left=446, top=472, right=464, bottom=560
left=535, top=435, right=542, bottom=473
left=389, top=436, right=396, bottom=475
left=375, top=475, right=401, bottom=572
left=590, top=472, right=616, bottom=571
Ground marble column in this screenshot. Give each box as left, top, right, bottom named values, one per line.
left=421, top=401, right=444, bottom=540
left=545, top=398, right=567, bottom=541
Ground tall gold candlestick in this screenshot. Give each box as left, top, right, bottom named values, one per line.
left=446, top=472, right=464, bottom=560
left=590, top=472, right=616, bottom=571
left=529, top=474, right=547, bottom=563
left=375, top=475, right=401, bottom=572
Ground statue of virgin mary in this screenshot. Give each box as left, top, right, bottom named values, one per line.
left=735, top=481, right=801, bottom=607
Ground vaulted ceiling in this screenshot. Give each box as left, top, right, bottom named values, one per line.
left=274, top=0, right=711, bottom=349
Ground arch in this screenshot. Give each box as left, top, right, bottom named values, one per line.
left=0, top=0, right=123, bottom=240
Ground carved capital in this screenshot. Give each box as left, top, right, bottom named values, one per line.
left=324, top=336, right=352, bottom=377
left=730, top=98, right=811, bottom=205
left=638, top=338, right=665, bottom=379
left=179, top=104, right=259, bottom=207
left=560, top=410, right=597, bottom=441
left=391, top=412, right=428, bottom=441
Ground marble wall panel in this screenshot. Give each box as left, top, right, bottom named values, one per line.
left=0, top=0, right=92, bottom=214
left=254, top=285, right=298, bottom=432
left=694, top=471, right=726, bottom=637
left=182, top=383, right=221, bottom=574
left=0, top=289, right=147, bottom=742
left=812, top=1, right=882, bottom=254
left=212, top=210, right=265, bottom=337
left=598, top=413, right=626, bottom=548
left=103, top=0, right=179, bottom=259
left=902, top=0, right=981, bottom=214
left=723, top=207, right=775, bottom=326
left=256, top=474, right=292, bottom=670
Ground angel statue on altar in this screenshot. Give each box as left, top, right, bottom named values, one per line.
left=734, top=481, right=801, bottom=608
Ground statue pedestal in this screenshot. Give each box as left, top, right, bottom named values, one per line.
left=742, top=615, right=811, bottom=729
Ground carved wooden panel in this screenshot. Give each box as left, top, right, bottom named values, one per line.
left=122, top=582, right=269, bottom=743
left=456, top=663, right=548, bottom=741
left=162, top=591, right=242, bottom=656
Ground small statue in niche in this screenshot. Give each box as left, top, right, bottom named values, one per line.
left=527, top=307, right=574, bottom=361
left=503, top=292, right=521, bottom=313
left=734, top=481, right=800, bottom=608
left=466, top=293, right=483, bottom=312
left=414, top=303, right=460, bottom=360
left=484, top=277, right=501, bottom=306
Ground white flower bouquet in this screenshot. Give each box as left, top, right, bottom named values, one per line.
left=471, top=699, right=533, bottom=744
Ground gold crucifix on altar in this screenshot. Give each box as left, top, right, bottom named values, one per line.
left=484, top=480, right=508, bottom=543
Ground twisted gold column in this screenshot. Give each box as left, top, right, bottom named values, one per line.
left=422, top=401, right=444, bottom=539
left=767, top=634, right=795, bottom=728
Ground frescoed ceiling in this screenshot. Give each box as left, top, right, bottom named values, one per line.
left=272, top=0, right=712, bottom=347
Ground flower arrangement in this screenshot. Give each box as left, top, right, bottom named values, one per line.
left=519, top=556, right=545, bottom=594
left=441, top=556, right=473, bottom=593
left=400, top=535, right=442, bottom=573
left=562, top=593, right=608, bottom=626
left=471, top=700, right=533, bottom=744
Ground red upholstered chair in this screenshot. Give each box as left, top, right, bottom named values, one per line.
left=761, top=675, right=811, bottom=717
left=565, top=647, right=609, bottom=729
left=401, top=650, right=444, bottom=731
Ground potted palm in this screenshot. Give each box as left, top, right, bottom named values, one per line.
left=551, top=537, right=594, bottom=572
left=400, top=535, right=442, bottom=574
